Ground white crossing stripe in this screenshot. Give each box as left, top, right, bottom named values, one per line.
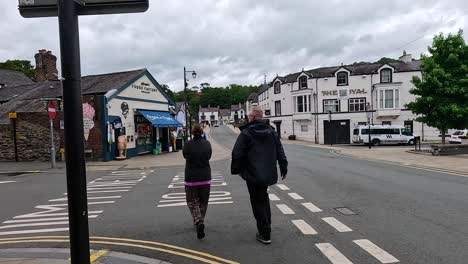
left=276, top=184, right=290, bottom=191
left=322, top=217, right=353, bottom=232
left=49, top=196, right=121, bottom=202
left=353, top=239, right=399, bottom=263
left=302, top=202, right=322, bottom=213
left=85, top=190, right=129, bottom=194
left=291, top=220, right=317, bottom=235
left=288, top=193, right=304, bottom=200
left=0, top=228, right=69, bottom=236
left=14, top=211, right=103, bottom=219
left=0, top=181, right=16, bottom=184
left=3, top=215, right=98, bottom=224
left=316, top=243, right=353, bottom=264
left=276, top=204, right=295, bottom=215
left=0, top=221, right=69, bottom=230
left=268, top=194, right=280, bottom=201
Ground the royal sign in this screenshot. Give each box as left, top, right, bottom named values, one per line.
left=18, top=0, right=149, bottom=18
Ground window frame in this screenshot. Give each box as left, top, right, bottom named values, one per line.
left=299, top=76, right=308, bottom=90
left=348, top=97, right=366, bottom=112
left=301, top=125, right=308, bottom=132
left=275, top=100, right=282, bottom=116
left=378, top=88, right=400, bottom=109
left=380, top=68, right=393, bottom=83
left=323, top=99, right=340, bottom=113
left=274, top=82, right=281, bottom=94
left=337, top=72, right=349, bottom=86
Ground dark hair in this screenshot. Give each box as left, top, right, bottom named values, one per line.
left=192, top=124, right=203, bottom=136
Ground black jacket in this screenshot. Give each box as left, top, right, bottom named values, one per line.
left=231, top=120, right=288, bottom=186
left=183, top=136, right=212, bottom=182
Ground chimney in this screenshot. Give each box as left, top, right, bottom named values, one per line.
left=399, top=50, right=412, bottom=63
left=35, top=49, right=58, bottom=82
left=239, top=102, right=241, bottom=108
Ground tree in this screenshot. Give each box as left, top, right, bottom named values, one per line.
left=160, top=84, right=175, bottom=102
left=200, top=82, right=210, bottom=88
left=376, top=57, right=399, bottom=64
left=0, top=60, right=35, bottom=79
left=406, top=30, right=468, bottom=144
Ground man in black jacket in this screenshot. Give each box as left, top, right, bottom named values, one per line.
left=231, top=106, right=288, bottom=244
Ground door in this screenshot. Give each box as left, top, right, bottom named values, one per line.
left=274, top=121, right=282, bottom=139
left=404, top=121, right=414, bottom=134
left=324, top=120, right=350, bottom=145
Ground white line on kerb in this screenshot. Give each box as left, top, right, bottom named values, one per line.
left=302, top=202, right=322, bottom=213
left=291, top=220, right=317, bottom=235
left=322, top=217, right=353, bottom=232
left=353, top=239, right=399, bottom=263
left=316, top=243, right=353, bottom=264
left=276, top=184, right=290, bottom=191
left=268, top=194, right=280, bottom=201
left=288, top=193, right=304, bottom=200
left=276, top=204, right=295, bottom=215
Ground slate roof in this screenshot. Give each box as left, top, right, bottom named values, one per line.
left=219, top=109, right=231, bottom=117
left=231, top=104, right=246, bottom=111
left=0, top=69, right=33, bottom=87
left=258, top=83, right=270, bottom=94
left=0, top=69, right=146, bottom=123
left=246, top=93, right=258, bottom=103
left=275, top=60, right=421, bottom=84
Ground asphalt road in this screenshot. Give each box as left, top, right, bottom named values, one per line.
left=0, top=125, right=467, bottom=264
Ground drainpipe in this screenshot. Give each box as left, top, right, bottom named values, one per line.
left=370, top=74, right=375, bottom=125
left=315, top=78, right=319, bottom=144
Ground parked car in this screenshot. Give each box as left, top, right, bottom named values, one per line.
left=352, top=125, right=417, bottom=146
left=449, top=129, right=468, bottom=144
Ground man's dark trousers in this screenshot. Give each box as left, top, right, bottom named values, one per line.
left=247, top=182, right=271, bottom=238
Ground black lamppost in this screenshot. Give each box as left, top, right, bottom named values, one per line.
left=184, top=67, right=197, bottom=139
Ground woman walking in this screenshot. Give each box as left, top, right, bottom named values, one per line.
left=183, top=124, right=212, bottom=239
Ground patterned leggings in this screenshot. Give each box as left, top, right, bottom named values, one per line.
left=185, top=185, right=211, bottom=225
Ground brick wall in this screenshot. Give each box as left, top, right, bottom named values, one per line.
left=34, top=49, right=58, bottom=82
left=0, top=96, right=104, bottom=161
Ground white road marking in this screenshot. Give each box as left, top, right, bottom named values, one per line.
left=269, top=194, right=280, bottom=201
left=302, top=202, right=323, bottom=213
left=157, top=201, right=233, bottom=208
left=316, top=243, right=353, bottom=264
left=14, top=211, right=103, bottom=219
left=87, top=187, right=132, bottom=191
left=353, top=239, right=399, bottom=263
left=0, top=227, right=69, bottom=236
left=3, top=215, right=98, bottom=224
left=0, top=181, right=16, bottom=184
left=288, top=193, right=304, bottom=200
left=0, top=221, right=69, bottom=230
left=276, top=204, right=295, bottom=215
left=85, top=190, right=129, bottom=194
left=291, top=220, right=317, bottom=235
left=49, top=196, right=121, bottom=202
left=322, top=217, right=353, bottom=232
left=276, top=184, right=290, bottom=190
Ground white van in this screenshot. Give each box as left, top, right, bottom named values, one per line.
left=352, top=125, right=416, bottom=146
left=449, top=130, right=468, bottom=144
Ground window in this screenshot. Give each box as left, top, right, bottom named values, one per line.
left=323, top=99, right=340, bottom=113
left=357, top=122, right=367, bottom=126
left=301, top=125, right=308, bottom=132
left=294, top=95, right=311, bottom=113
left=275, top=100, right=281, bottom=116
left=349, top=98, right=366, bottom=112
left=380, top=69, right=392, bottom=83
left=299, top=76, right=308, bottom=89
left=337, top=72, right=348, bottom=86
left=378, top=88, right=400, bottom=109
left=382, top=121, right=392, bottom=126
left=274, top=82, right=281, bottom=94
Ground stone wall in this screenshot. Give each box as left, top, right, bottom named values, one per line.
left=0, top=124, right=14, bottom=160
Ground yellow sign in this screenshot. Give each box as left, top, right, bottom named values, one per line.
left=8, top=112, right=17, bottom=119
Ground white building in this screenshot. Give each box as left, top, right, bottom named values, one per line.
left=257, top=52, right=441, bottom=144
left=199, top=106, right=220, bottom=126
left=245, top=92, right=259, bottom=115
left=231, top=103, right=246, bottom=123
left=219, top=109, right=231, bottom=125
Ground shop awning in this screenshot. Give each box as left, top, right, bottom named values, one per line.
left=137, top=110, right=183, bottom=128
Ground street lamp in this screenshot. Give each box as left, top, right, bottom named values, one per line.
left=366, top=102, right=372, bottom=149
left=184, top=67, right=197, bottom=139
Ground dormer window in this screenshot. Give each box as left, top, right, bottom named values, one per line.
left=380, top=68, right=392, bottom=83
left=337, top=72, right=348, bottom=86
left=299, top=76, right=308, bottom=89
left=274, top=82, right=281, bottom=94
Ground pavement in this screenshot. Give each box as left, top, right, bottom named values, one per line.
left=1, top=125, right=467, bottom=263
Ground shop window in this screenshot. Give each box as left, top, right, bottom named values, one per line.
left=323, top=99, right=340, bottom=113
left=349, top=98, right=366, bottom=112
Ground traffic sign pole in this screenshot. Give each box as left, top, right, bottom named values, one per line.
left=57, top=1, right=91, bottom=263
left=48, top=101, right=57, bottom=169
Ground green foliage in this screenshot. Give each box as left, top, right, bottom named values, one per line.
left=376, top=57, right=399, bottom=64
left=406, top=30, right=468, bottom=143
left=160, top=84, right=175, bottom=102
left=0, top=60, right=35, bottom=79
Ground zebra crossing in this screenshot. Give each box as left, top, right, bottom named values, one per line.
left=0, top=169, right=149, bottom=237
left=271, top=184, right=400, bottom=263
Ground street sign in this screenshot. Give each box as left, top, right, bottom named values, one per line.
left=48, top=101, right=57, bottom=120
left=18, top=0, right=148, bottom=18
left=8, top=112, right=17, bottom=119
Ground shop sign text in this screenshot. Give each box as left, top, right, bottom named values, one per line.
left=322, top=89, right=367, bottom=96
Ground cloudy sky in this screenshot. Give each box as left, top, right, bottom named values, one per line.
left=1, top=0, right=466, bottom=91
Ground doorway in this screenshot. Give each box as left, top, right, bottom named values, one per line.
left=324, top=120, right=350, bottom=145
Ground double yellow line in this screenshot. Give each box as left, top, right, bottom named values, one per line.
left=0, top=236, right=240, bottom=264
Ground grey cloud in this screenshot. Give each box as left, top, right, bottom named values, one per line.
left=1, top=0, right=467, bottom=91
